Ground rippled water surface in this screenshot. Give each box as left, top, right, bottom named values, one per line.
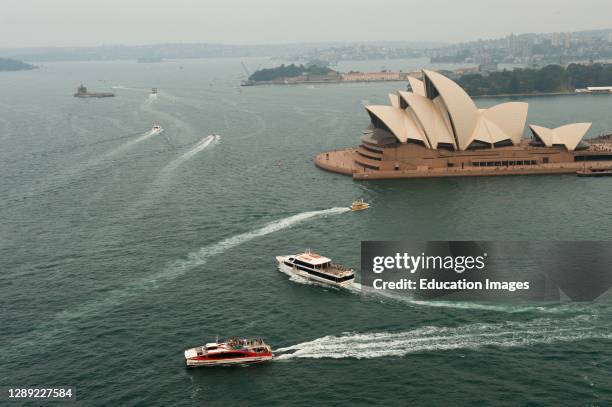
left=1, top=59, right=611, bottom=406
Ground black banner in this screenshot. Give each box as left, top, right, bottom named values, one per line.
left=361, top=241, right=612, bottom=302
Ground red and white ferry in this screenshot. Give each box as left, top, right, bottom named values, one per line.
left=184, top=337, right=273, bottom=367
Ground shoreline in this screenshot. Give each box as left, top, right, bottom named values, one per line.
left=241, top=79, right=407, bottom=86
left=471, top=91, right=578, bottom=98
left=315, top=148, right=612, bottom=180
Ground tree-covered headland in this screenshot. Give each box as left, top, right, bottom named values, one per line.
left=0, top=58, right=37, bottom=71
left=457, top=63, right=612, bottom=96
left=248, top=64, right=334, bottom=82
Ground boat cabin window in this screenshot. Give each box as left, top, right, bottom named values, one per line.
left=294, top=258, right=332, bottom=269
left=294, top=259, right=315, bottom=268
left=217, top=352, right=246, bottom=359
left=206, top=346, right=218, bottom=350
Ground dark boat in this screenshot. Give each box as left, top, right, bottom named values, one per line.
left=74, top=85, right=114, bottom=98
left=576, top=168, right=612, bottom=177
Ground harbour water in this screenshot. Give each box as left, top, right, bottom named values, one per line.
left=1, top=58, right=611, bottom=405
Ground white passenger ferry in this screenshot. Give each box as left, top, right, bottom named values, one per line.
left=276, top=251, right=355, bottom=287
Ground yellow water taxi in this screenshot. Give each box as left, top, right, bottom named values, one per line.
left=350, top=199, right=370, bottom=211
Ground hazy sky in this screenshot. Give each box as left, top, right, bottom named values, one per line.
left=2, top=0, right=612, bottom=48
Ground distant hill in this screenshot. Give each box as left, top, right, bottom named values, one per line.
left=0, top=41, right=444, bottom=63
left=248, top=64, right=334, bottom=82
left=0, top=58, right=36, bottom=71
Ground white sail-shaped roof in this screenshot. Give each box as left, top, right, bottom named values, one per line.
left=529, top=123, right=592, bottom=151
left=398, top=91, right=455, bottom=149
left=388, top=93, right=400, bottom=108
left=423, top=69, right=479, bottom=150
left=465, top=102, right=529, bottom=147
left=365, top=70, right=590, bottom=152
left=365, top=105, right=429, bottom=146
left=470, top=116, right=506, bottom=146
left=407, top=76, right=426, bottom=96
left=529, top=125, right=554, bottom=146
left=480, top=102, right=529, bottom=145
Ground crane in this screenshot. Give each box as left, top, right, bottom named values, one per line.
left=241, top=62, right=251, bottom=78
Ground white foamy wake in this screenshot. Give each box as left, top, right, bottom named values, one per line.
left=282, top=276, right=567, bottom=314
left=141, top=93, right=158, bottom=108
left=275, top=315, right=612, bottom=360
left=162, top=134, right=221, bottom=172
left=111, top=85, right=144, bottom=91
left=155, top=207, right=349, bottom=281
left=139, top=91, right=195, bottom=140
left=352, top=285, right=570, bottom=314
left=104, top=128, right=160, bottom=157
left=2, top=208, right=349, bottom=356
left=134, top=135, right=220, bottom=208
left=279, top=270, right=571, bottom=315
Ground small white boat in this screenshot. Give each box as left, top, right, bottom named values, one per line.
left=184, top=337, right=273, bottom=367
left=150, top=123, right=163, bottom=134
left=276, top=251, right=355, bottom=287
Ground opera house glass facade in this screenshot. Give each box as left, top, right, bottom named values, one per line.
left=315, top=69, right=612, bottom=179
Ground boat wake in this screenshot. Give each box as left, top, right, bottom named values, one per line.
left=141, top=93, right=158, bottom=108
left=162, top=134, right=221, bottom=172
left=110, top=85, right=144, bottom=91
left=280, top=280, right=569, bottom=315
left=2, top=208, right=349, bottom=356
left=139, top=90, right=194, bottom=140
left=274, top=314, right=612, bottom=360
left=105, top=128, right=161, bottom=157
left=349, top=284, right=573, bottom=314
left=157, top=207, right=350, bottom=282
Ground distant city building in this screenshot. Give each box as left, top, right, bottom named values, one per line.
left=342, top=71, right=404, bottom=81
left=478, top=63, right=498, bottom=73
left=454, top=67, right=479, bottom=75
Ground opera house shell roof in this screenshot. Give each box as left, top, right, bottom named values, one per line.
left=315, top=68, right=612, bottom=179
left=368, top=69, right=588, bottom=151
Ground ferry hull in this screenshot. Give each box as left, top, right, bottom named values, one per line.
left=186, top=355, right=273, bottom=367
left=276, top=256, right=354, bottom=287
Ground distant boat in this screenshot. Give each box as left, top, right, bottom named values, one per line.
left=576, top=168, right=612, bottom=177
left=150, top=124, right=163, bottom=134
left=350, top=199, right=370, bottom=211
left=74, top=84, right=114, bottom=98
left=151, top=87, right=158, bottom=95
left=137, top=57, right=163, bottom=63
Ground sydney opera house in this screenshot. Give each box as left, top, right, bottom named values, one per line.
left=315, top=69, right=612, bottom=179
